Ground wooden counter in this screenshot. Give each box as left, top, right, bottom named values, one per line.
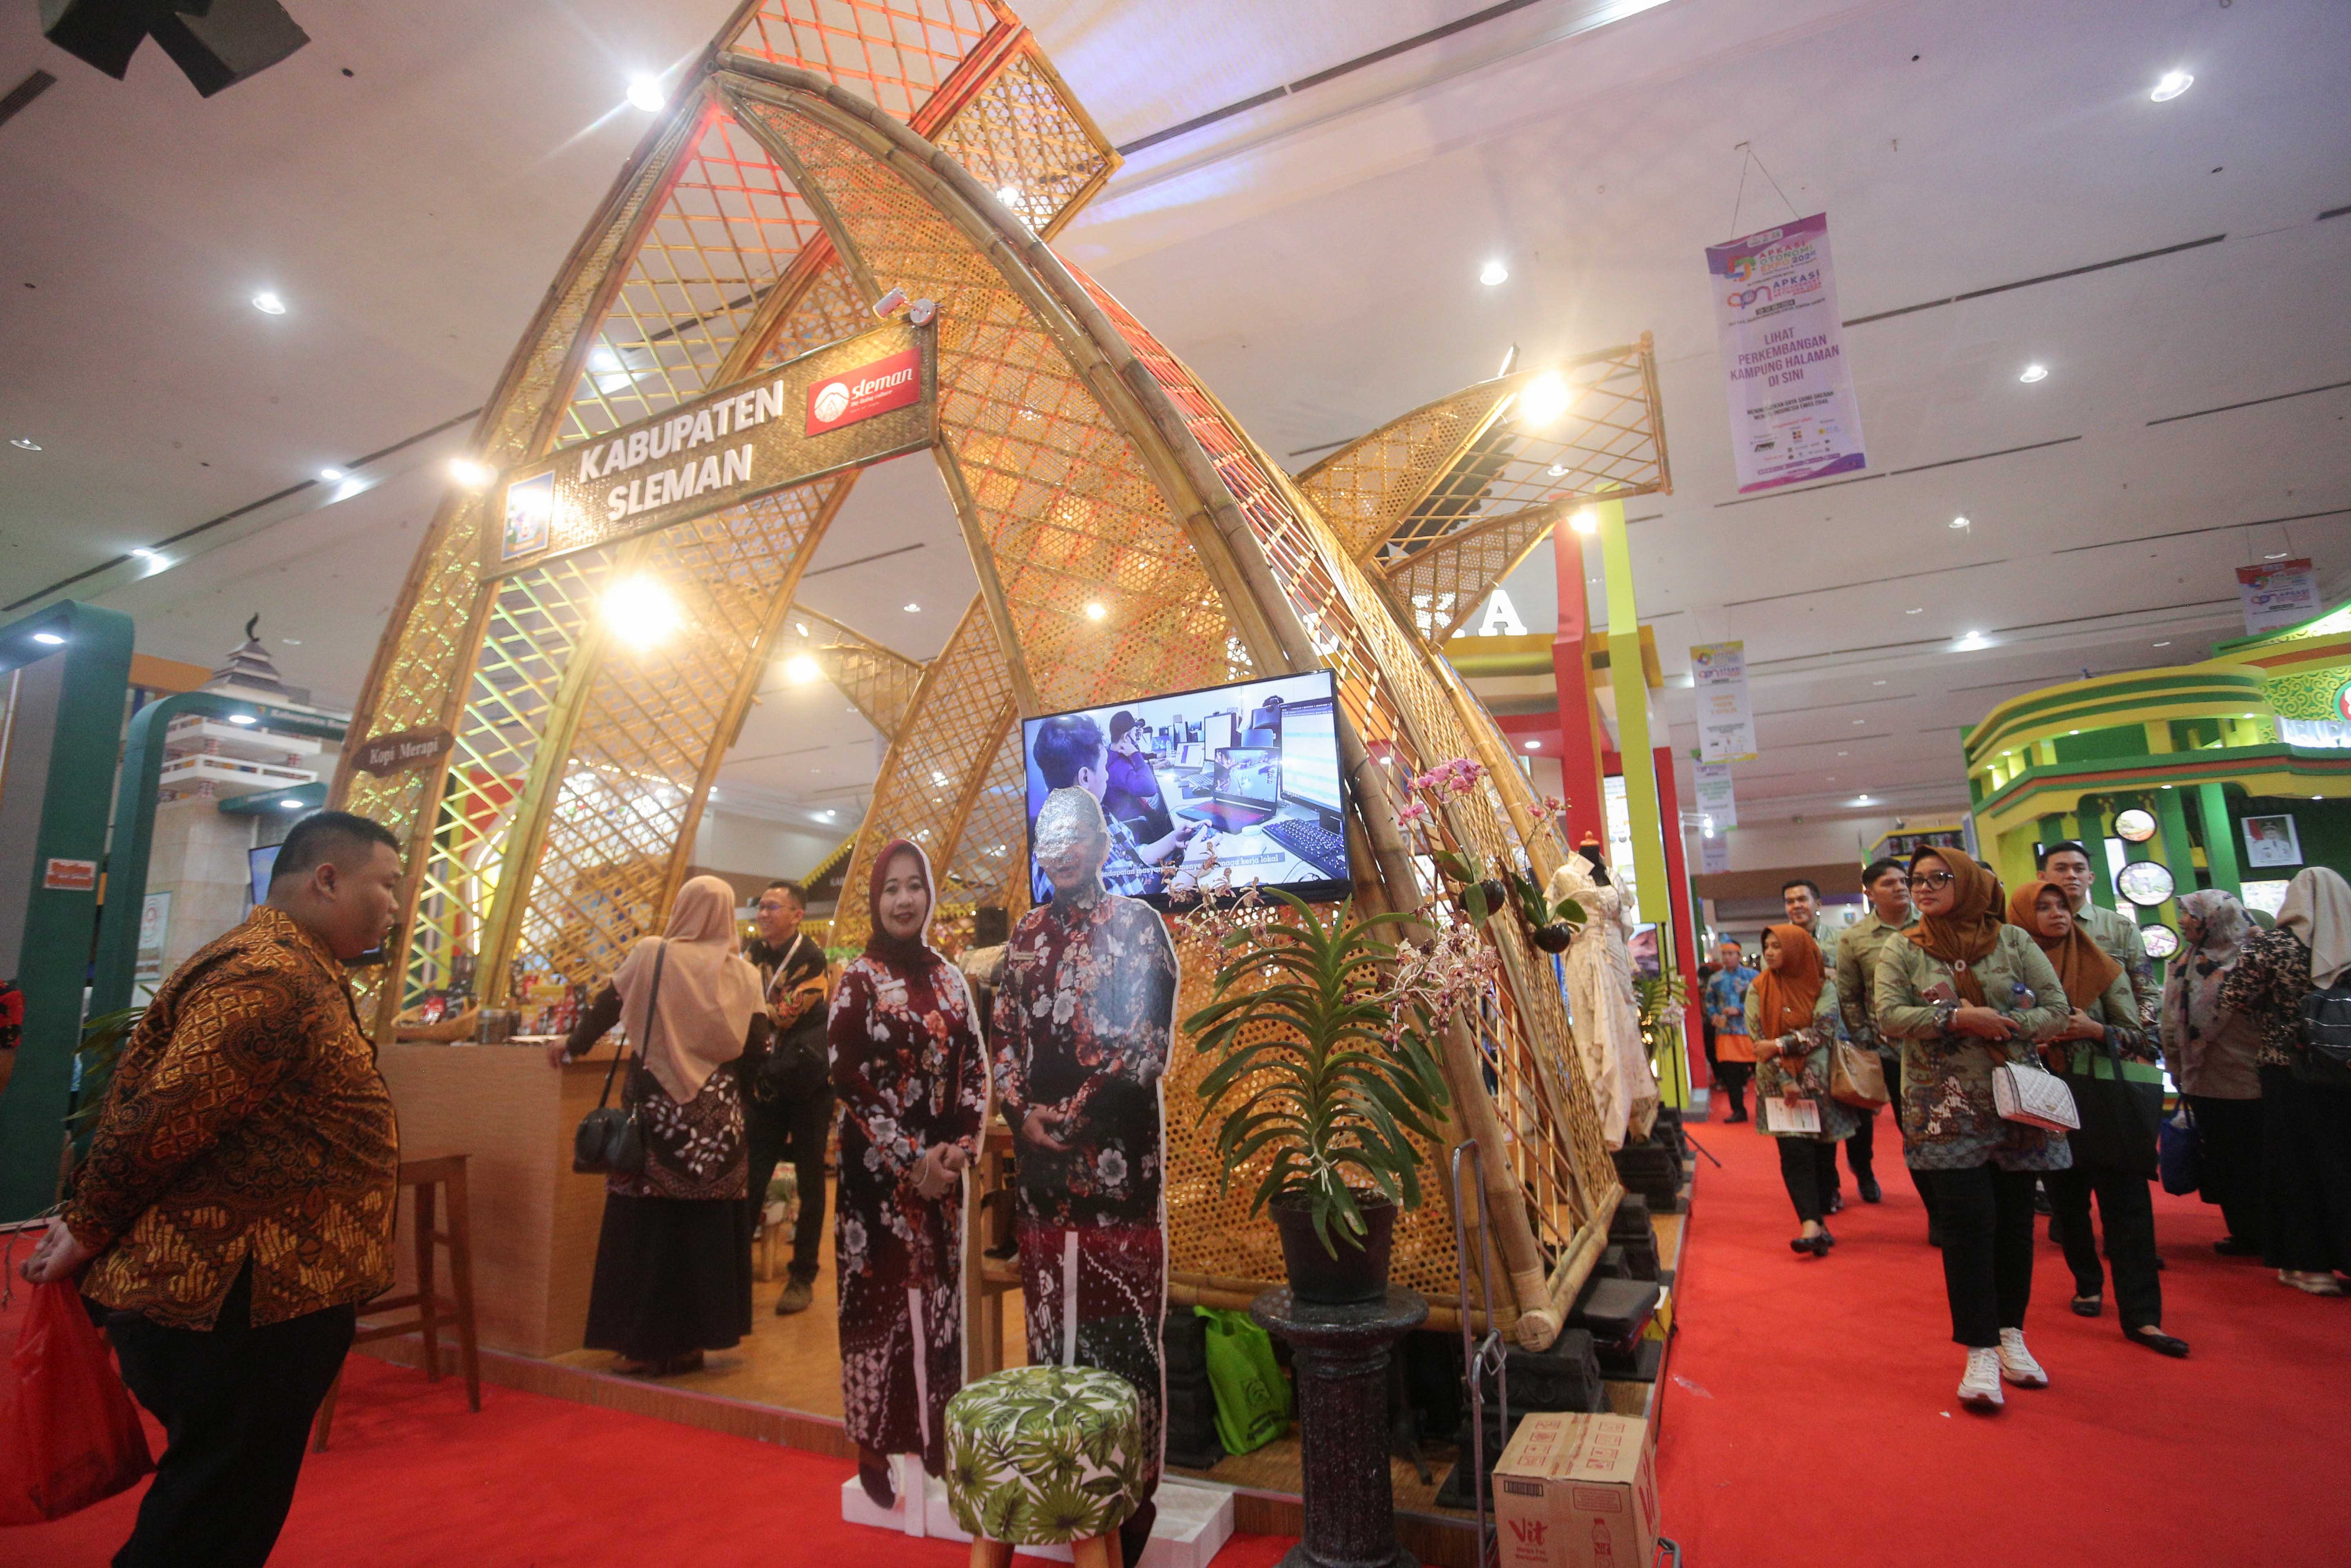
left=377, top=1042, right=620, bottom=1359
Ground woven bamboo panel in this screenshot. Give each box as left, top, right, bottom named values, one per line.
left=929, top=42, right=1115, bottom=238
left=726, top=0, right=1005, bottom=125
left=1163, top=925, right=1462, bottom=1306
left=829, top=597, right=1018, bottom=950
left=741, top=104, right=1246, bottom=715
left=1295, top=381, right=1509, bottom=557
left=791, top=603, right=926, bottom=739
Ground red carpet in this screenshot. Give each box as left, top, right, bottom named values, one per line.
left=0, top=1293, right=1295, bottom=1568
left=1656, top=1101, right=2351, bottom=1566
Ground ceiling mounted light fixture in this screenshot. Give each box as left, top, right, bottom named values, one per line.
left=604, top=573, right=683, bottom=650
left=32, top=631, right=65, bottom=646
left=1954, top=630, right=1991, bottom=650
left=280, top=798, right=303, bottom=809
left=1523, top=738, right=1541, bottom=751
left=1569, top=507, right=1600, bottom=535
left=1855, top=794, right=1873, bottom=804
left=1517, top=372, right=1571, bottom=427
left=2018, top=363, right=2048, bottom=383
left=2150, top=69, right=2193, bottom=102
left=626, top=76, right=664, bottom=111
left=10, top=438, right=40, bottom=451
left=783, top=653, right=821, bottom=684
left=994, top=184, right=1021, bottom=207
left=448, top=458, right=492, bottom=489
left=1949, top=515, right=1970, bottom=529
left=903, top=601, right=920, bottom=613
left=1905, top=606, right=1924, bottom=615
left=319, top=467, right=345, bottom=482
left=1479, top=259, right=1509, bottom=286
left=252, top=291, right=286, bottom=315
left=227, top=713, right=256, bottom=724
left=794, top=621, right=810, bottom=637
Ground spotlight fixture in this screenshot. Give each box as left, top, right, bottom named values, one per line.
left=319, top=466, right=345, bottom=482
left=32, top=631, right=66, bottom=646
left=1516, top=372, right=1571, bottom=427
left=1547, top=463, right=1569, bottom=477
left=903, top=602, right=920, bottom=612
left=1949, top=516, right=1970, bottom=529
left=2150, top=69, right=2193, bottom=102
left=783, top=653, right=821, bottom=684
left=604, top=573, right=683, bottom=650
left=10, top=438, right=41, bottom=451
left=252, top=291, right=286, bottom=314
left=448, top=457, right=493, bottom=489
left=626, top=75, right=664, bottom=111
left=227, top=713, right=256, bottom=724
left=1479, top=259, right=1509, bottom=286
left=1569, top=508, right=1600, bottom=535
left=1084, top=601, right=1107, bottom=621
left=2018, top=363, right=2048, bottom=383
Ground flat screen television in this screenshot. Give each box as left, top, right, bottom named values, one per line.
left=1020, top=669, right=1351, bottom=907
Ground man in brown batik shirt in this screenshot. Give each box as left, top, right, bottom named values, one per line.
left=21, top=810, right=405, bottom=1568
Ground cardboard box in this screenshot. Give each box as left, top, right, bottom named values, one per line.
left=1493, top=1412, right=1660, bottom=1568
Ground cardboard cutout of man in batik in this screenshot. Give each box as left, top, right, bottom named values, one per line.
left=992, top=788, right=1180, bottom=1543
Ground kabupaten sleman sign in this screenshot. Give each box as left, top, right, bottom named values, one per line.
left=488, top=317, right=936, bottom=577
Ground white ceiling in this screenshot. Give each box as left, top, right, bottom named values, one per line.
left=3, top=0, right=2347, bottom=834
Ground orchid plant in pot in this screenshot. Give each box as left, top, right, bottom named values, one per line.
left=1397, top=761, right=1585, bottom=953
left=1182, top=890, right=1484, bottom=1304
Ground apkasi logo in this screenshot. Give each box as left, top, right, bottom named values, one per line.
left=806, top=346, right=921, bottom=436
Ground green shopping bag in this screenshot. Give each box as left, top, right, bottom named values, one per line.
left=1196, top=1307, right=1290, bottom=1455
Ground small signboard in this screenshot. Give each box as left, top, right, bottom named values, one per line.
left=488, top=318, right=936, bottom=578
left=351, top=726, right=457, bottom=777
left=43, top=858, right=97, bottom=892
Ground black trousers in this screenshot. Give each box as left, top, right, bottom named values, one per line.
left=1714, top=1060, right=1751, bottom=1119
left=2261, top=1065, right=2351, bottom=1273
left=104, top=1263, right=355, bottom=1568
left=1776, top=1137, right=1839, bottom=1223
left=746, top=1081, right=833, bottom=1284
left=1922, top=1164, right=2038, bottom=1347
left=1844, top=1104, right=1874, bottom=1185
left=2188, top=1093, right=2264, bottom=1247
left=2046, top=1164, right=2162, bottom=1330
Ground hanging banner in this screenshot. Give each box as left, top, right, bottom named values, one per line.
left=1692, top=762, right=1737, bottom=828
left=1705, top=213, right=1866, bottom=493
left=1700, top=833, right=1731, bottom=875
left=2237, top=558, right=2318, bottom=635
left=1689, top=642, right=1758, bottom=763
left=488, top=318, right=936, bottom=578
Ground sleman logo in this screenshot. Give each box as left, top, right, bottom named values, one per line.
left=806, top=346, right=922, bottom=435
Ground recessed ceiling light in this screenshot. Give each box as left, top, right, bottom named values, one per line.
left=1949, top=516, right=1970, bottom=529
left=280, top=798, right=303, bottom=809
left=9, top=438, right=40, bottom=451
left=2068, top=729, right=2080, bottom=735
left=1905, top=606, right=1923, bottom=615
left=252, top=291, right=286, bottom=315
left=319, top=467, right=345, bottom=482
left=448, top=458, right=492, bottom=488
left=228, top=713, right=257, bottom=724
left=794, top=621, right=810, bottom=637
left=1855, top=794, right=1872, bottom=804
left=1547, top=463, right=1569, bottom=477
left=2018, top=363, right=2048, bottom=383
left=1954, top=630, right=1990, bottom=650
left=2153, top=640, right=2171, bottom=647
left=903, top=602, right=920, bottom=612
left=1852, top=719, right=1866, bottom=725
left=1479, top=259, right=1509, bottom=286
left=1871, top=679, right=1887, bottom=685
left=1523, top=739, right=1541, bottom=751
left=2265, top=551, right=2290, bottom=561
left=2150, top=69, right=2193, bottom=102
left=131, top=547, right=158, bottom=559
left=1837, top=750, right=1849, bottom=757
left=2315, top=795, right=2325, bottom=802
left=1085, top=601, right=1107, bottom=621
left=626, top=76, right=664, bottom=111
left=32, top=631, right=65, bottom=645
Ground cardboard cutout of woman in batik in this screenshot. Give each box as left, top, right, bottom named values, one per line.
left=991, top=788, right=1180, bottom=1542
left=829, top=840, right=986, bottom=1498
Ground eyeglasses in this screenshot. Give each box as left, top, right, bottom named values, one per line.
left=1906, top=871, right=1957, bottom=891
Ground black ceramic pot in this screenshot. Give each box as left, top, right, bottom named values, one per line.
left=1531, top=922, right=1574, bottom=953
left=1475, top=878, right=1509, bottom=915
left=1271, top=1191, right=1398, bottom=1305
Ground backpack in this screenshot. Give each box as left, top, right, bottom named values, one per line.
left=2294, top=984, right=2351, bottom=1089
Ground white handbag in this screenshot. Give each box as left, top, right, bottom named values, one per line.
left=1992, top=1060, right=2079, bottom=1131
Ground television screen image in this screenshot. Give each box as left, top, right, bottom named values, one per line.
left=248, top=843, right=281, bottom=907
left=1021, top=670, right=1351, bottom=906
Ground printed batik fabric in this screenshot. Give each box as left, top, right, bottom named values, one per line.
left=991, top=891, right=1179, bottom=1501
left=829, top=952, right=987, bottom=1466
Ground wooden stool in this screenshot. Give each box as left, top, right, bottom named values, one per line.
left=312, top=1154, right=481, bottom=1451
left=944, top=1365, right=1142, bottom=1568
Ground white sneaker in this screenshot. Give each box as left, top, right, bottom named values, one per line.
left=1997, top=1328, right=2048, bottom=1388
left=1957, top=1347, right=2004, bottom=1409
left=2281, top=1270, right=2347, bottom=1296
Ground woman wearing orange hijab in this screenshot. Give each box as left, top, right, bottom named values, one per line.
left=1747, top=924, right=1859, bottom=1255
left=2012, top=879, right=2186, bottom=1357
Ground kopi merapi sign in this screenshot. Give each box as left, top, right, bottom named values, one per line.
left=488, top=316, right=936, bottom=576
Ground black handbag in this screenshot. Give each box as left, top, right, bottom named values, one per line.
left=572, top=942, right=664, bottom=1176
left=2060, top=1036, right=2163, bottom=1179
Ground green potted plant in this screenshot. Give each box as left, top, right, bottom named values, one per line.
left=1399, top=762, right=1584, bottom=951
left=1183, top=891, right=1473, bottom=1303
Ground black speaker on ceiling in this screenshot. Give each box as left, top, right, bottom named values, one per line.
left=40, top=0, right=309, bottom=96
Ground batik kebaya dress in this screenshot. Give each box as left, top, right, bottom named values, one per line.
left=829, top=843, right=987, bottom=1475
left=990, top=880, right=1180, bottom=1528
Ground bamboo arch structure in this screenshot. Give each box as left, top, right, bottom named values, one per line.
left=335, top=0, right=1670, bottom=1347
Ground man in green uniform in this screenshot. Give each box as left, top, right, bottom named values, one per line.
left=1835, top=857, right=1939, bottom=1241
left=2038, top=841, right=2159, bottom=1027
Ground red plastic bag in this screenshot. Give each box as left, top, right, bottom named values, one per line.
left=0, top=1280, right=154, bottom=1524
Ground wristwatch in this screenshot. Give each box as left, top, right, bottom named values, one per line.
left=1932, top=1001, right=1959, bottom=1034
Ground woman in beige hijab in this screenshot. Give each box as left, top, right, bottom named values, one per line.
left=2221, top=865, right=2351, bottom=1296
left=552, top=875, right=771, bottom=1372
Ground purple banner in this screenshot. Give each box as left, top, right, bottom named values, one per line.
left=1706, top=213, right=1867, bottom=493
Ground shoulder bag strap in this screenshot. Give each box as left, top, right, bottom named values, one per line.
left=593, top=940, right=667, bottom=1108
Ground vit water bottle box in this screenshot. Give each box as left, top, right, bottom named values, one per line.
left=1493, top=1411, right=1660, bottom=1568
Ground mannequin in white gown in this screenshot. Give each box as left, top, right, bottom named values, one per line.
left=1546, top=848, right=1660, bottom=1149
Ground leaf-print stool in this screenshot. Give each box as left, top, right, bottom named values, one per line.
left=944, top=1364, right=1145, bottom=1568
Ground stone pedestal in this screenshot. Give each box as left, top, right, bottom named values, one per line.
left=1251, top=1285, right=1427, bottom=1568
